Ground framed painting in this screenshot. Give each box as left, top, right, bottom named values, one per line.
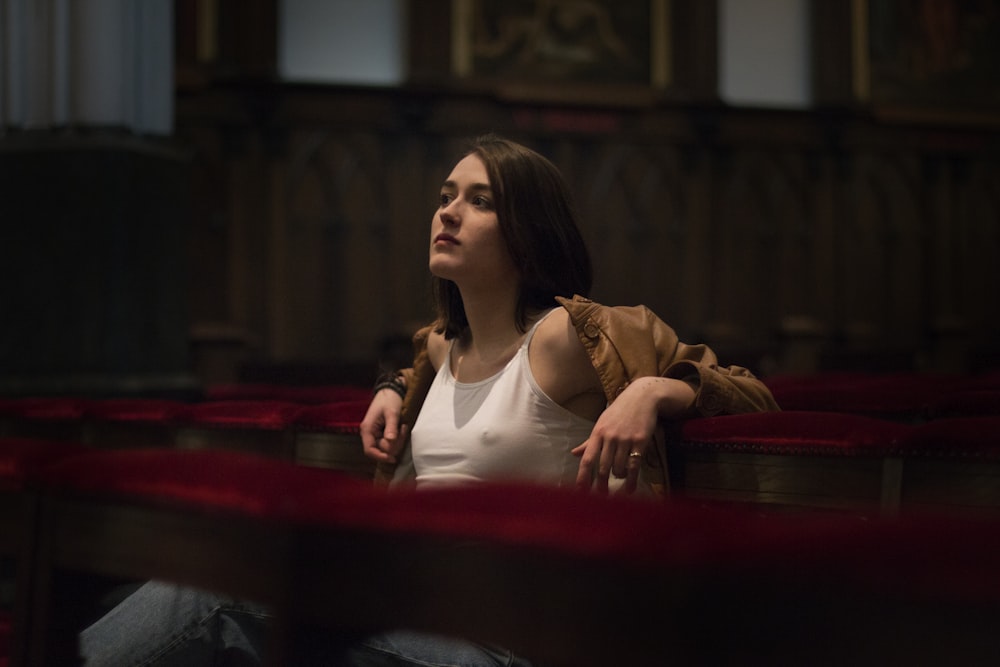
left=451, top=0, right=671, bottom=104
left=852, top=0, right=1000, bottom=124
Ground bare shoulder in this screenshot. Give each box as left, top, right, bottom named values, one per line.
left=426, top=329, right=449, bottom=371
left=533, top=308, right=584, bottom=362
left=530, top=308, right=603, bottom=411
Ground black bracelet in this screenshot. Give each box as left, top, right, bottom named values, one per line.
left=373, top=372, right=406, bottom=400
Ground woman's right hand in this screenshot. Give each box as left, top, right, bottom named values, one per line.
left=360, top=389, right=408, bottom=464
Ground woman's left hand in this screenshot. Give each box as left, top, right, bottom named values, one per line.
left=572, top=377, right=695, bottom=494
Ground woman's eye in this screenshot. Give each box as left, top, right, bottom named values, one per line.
left=439, top=193, right=454, bottom=206
left=472, top=196, right=492, bottom=209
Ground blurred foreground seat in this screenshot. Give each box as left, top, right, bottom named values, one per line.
left=666, top=411, right=912, bottom=515
left=24, top=445, right=1000, bottom=666
left=294, top=400, right=372, bottom=478
left=1, top=437, right=89, bottom=667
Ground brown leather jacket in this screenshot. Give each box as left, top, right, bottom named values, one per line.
left=378, top=295, right=779, bottom=492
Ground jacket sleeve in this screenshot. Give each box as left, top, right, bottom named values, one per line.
left=640, top=304, right=779, bottom=416
left=557, top=296, right=779, bottom=418
left=373, top=323, right=439, bottom=487
left=663, top=349, right=780, bottom=417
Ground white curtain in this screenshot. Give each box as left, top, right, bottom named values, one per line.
left=1, top=0, right=173, bottom=134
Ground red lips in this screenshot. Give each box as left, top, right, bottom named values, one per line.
left=434, top=233, right=459, bottom=245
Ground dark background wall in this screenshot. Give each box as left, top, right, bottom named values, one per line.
left=2, top=0, right=998, bottom=396
left=0, top=134, right=192, bottom=395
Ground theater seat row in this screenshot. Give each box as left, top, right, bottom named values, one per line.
left=4, top=372, right=1000, bottom=518
left=4, top=440, right=1000, bottom=666
left=0, top=395, right=373, bottom=479
left=667, top=411, right=1000, bottom=516
left=763, top=370, right=1000, bottom=421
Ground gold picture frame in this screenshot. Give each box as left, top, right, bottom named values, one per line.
left=852, top=0, right=1000, bottom=125
left=451, top=0, right=671, bottom=105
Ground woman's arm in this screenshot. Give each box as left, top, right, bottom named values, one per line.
left=361, top=328, right=447, bottom=465
left=547, top=297, right=778, bottom=493
left=361, top=381, right=407, bottom=465
left=572, top=376, right=694, bottom=493
left=532, top=309, right=691, bottom=493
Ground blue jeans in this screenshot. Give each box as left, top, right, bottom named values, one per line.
left=80, top=581, right=534, bottom=666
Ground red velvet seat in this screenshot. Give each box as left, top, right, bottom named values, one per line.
left=171, top=400, right=304, bottom=460
left=893, top=416, right=1000, bottom=516
left=27, top=447, right=368, bottom=664
left=204, top=383, right=288, bottom=402
left=0, top=437, right=88, bottom=493
left=25, top=447, right=1000, bottom=666
left=1, top=437, right=89, bottom=667
left=284, top=482, right=1000, bottom=665
left=668, top=411, right=914, bottom=514
left=81, top=398, right=187, bottom=449
left=764, top=373, right=959, bottom=421
left=925, top=389, right=1000, bottom=419
left=0, top=610, right=10, bottom=667
left=969, top=369, right=1000, bottom=390
left=274, top=385, right=371, bottom=405
left=0, top=398, right=90, bottom=441
left=205, top=383, right=370, bottom=405
left=293, top=400, right=372, bottom=477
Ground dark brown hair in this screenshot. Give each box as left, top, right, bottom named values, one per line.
left=433, top=134, right=593, bottom=338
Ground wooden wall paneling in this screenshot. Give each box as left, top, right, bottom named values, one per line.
left=182, top=127, right=232, bottom=326
left=809, top=0, right=855, bottom=107
left=765, top=148, right=826, bottom=375
left=382, top=136, right=433, bottom=343
left=578, top=141, right=647, bottom=309
left=179, top=124, right=260, bottom=387
left=669, top=0, right=719, bottom=102
left=214, top=0, right=277, bottom=78
left=283, top=129, right=335, bottom=362
left=406, top=0, right=453, bottom=84
left=279, top=131, right=385, bottom=364
left=579, top=140, right=691, bottom=333
left=959, top=159, right=1000, bottom=367
left=675, top=124, right=717, bottom=346
left=784, top=148, right=840, bottom=373
left=171, top=83, right=999, bottom=381
left=707, top=148, right=787, bottom=366
left=266, top=132, right=292, bottom=364
left=276, top=128, right=335, bottom=363
left=637, top=141, right=691, bottom=331
left=839, top=151, right=924, bottom=369
left=0, top=135, right=194, bottom=394
left=227, top=131, right=273, bottom=359
left=340, top=134, right=394, bottom=365
left=923, top=156, right=968, bottom=373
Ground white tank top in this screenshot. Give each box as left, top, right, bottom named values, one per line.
left=409, top=311, right=596, bottom=488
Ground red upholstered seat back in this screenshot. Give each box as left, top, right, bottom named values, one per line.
left=292, top=480, right=1000, bottom=606
left=172, top=400, right=304, bottom=431
left=676, top=410, right=913, bottom=456
left=925, top=389, right=1000, bottom=420
left=0, top=398, right=90, bottom=440
left=84, top=398, right=186, bottom=424
left=38, top=448, right=366, bottom=518
left=0, top=398, right=90, bottom=422
left=0, top=609, right=10, bottom=667
left=205, top=384, right=370, bottom=405
left=764, top=372, right=961, bottom=420
left=295, top=400, right=369, bottom=434
left=0, top=437, right=89, bottom=492
left=896, top=416, right=1000, bottom=460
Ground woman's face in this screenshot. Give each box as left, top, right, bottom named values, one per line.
left=429, top=153, right=519, bottom=288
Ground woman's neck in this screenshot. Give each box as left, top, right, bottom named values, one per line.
left=449, top=283, right=550, bottom=383
left=461, top=291, right=522, bottom=352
